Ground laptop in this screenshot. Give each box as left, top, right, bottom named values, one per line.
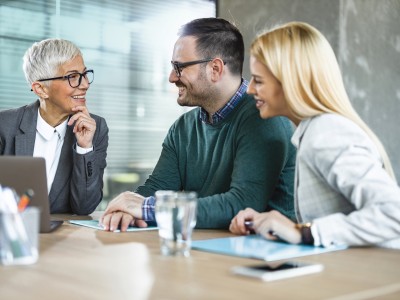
left=0, top=156, right=63, bottom=233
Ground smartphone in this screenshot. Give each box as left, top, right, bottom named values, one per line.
left=231, top=261, right=324, bottom=281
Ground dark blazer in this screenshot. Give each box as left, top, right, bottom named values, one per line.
left=0, top=100, right=109, bottom=214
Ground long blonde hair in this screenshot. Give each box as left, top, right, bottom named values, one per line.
left=250, top=21, right=395, bottom=180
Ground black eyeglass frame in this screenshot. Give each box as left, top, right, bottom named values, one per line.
left=36, top=69, right=94, bottom=88
left=171, top=59, right=214, bottom=77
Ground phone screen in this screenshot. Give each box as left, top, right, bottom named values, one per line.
left=232, top=261, right=323, bottom=281
left=250, top=262, right=301, bottom=272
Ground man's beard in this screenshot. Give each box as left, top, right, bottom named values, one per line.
left=176, top=69, right=212, bottom=108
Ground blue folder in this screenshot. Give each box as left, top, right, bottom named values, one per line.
left=191, top=235, right=347, bottom=261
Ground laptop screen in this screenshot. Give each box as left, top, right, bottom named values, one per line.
left=0, top=155, right=62, bottom=232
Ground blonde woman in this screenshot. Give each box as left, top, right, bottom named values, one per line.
left=230, top=22, right=400, bottom=248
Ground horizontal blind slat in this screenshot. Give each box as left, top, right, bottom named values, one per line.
left=0, top=0, right=216, bottom=198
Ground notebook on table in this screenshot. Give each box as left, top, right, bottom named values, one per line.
left=191, top=235, right=347, bottom=262
left=0, top=156, right=63, bottom=233
left=69, top=219, right=158, bottom=232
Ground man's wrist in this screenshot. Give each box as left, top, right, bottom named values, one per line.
left=142, top=196, right=156, bottom=221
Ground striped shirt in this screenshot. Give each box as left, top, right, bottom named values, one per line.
left=199, top=79, right=248, bottom=124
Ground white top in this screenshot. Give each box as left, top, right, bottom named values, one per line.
left=33, top=109, right=93, bottom=193
left=291, top=113, right=400, bottom=249
left=33, top=111, right=67, bottom=193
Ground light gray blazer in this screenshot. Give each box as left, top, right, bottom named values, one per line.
left=0, top=100, right=109, bottom=214
left=292, top=113, right=400, bottom=248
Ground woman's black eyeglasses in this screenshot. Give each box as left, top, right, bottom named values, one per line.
left=36, top=69, right=94, bottom=88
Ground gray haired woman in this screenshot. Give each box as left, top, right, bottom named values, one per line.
left=0, top=38, right=109, bottom=215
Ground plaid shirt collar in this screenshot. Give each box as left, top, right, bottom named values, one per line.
left=199, top=79, right=249, bottom=124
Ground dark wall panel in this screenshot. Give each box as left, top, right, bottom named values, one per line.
left=219, top=0, right=400, bottom=181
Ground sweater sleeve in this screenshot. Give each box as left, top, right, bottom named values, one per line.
left=135, top=122, right=182, bottom=196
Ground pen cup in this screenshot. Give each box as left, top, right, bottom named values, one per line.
left=155, top=191, right=197, bottom=257
left=0, top=207, right=40, bottom=266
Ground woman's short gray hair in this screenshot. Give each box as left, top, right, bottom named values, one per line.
left=23, top=38, right=82, bottom=86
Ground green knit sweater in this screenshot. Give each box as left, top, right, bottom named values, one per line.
left=136, top=93, right=296, bottom=228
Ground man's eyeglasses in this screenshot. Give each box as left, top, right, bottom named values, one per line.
left=37, top=69, right=94, bottom=88
left=171, top=59, right=213, bottom=77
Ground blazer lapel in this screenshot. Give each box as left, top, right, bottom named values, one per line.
left=15, top=101, right=39, bottom=156
left=49, top=126, right=75, bottom=202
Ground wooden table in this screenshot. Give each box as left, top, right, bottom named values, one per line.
left=1, top=213, right=400, bottom=300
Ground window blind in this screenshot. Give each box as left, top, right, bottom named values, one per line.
left=0, top=0, right=216, bottom=200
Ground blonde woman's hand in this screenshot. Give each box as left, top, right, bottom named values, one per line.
left=253, top=210, right=301, bottom=244
left=230, top=208, right=261, bottom=235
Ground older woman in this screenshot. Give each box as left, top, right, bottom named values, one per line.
left=0, top=38, right=108, bottom=215
left=230, top=22, right=400, bottom=248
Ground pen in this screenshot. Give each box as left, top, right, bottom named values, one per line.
left=18, top=189, right=34, bottom=212
left=244, top=220, right=280, bottom=238
left=244, top=221, right=253, bottom=228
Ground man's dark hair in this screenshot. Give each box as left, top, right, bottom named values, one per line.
left=178, top=18, right=244, bottom=76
